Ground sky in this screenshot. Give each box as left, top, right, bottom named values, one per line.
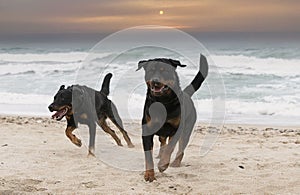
left=0, top=0, right=300, bottom=34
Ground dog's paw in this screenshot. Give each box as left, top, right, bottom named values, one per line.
left=158, top=163, right=169, bottom=172
left=127, top=143, right=135, bottom=148
left=170, top=160, right=181, bottom=167
left=144, top=169, right=156, bottom=182
left=88, top=151, right=96, bottom=157
left=73, top=138, right=82, bottom=147
left=170, top=153, right=183, bottom=167
left=158, top=154, right=170, bottom=172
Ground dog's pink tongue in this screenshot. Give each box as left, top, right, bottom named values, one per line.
left=154, top=86, right=163, bottom=92
left=51, top=109, right=65, bottom=119
left=51, top=111, right=59, bottom=119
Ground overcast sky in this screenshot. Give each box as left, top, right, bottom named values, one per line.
left=0, top=0, right=300, bottom=34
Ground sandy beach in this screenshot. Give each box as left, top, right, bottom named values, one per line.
left=1, top=0, right=300, bottom=194
left=0, top=115, right=299, bottom=194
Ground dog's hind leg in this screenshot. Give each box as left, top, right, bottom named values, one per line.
left=157, top=138, right=176, bottom=172
left=107, top=102, right=134, bottom=148
left=170, top=117, right=196, bottom=167
left=98, top=117, right=123, bottom=146
left=170, top=138, right=185, bottom=167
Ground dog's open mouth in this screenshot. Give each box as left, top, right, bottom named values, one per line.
left=52, top=107, right=68, bottom=121
left=151, top=84, right=169, bottom=94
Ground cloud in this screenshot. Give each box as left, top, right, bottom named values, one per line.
left=0, top=0, right=299, bottom=33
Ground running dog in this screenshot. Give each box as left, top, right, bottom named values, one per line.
left=137, top=55, right=208, bottom=181
left=48, top=73, right=134, bottom=156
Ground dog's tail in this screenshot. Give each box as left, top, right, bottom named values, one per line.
left=100, top=73, right=113, bottom=96
left=183, top=54, right=209, bottom=97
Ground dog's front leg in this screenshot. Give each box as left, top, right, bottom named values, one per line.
left=65, top=116, right=82, bottom=147
left=88, top=122, right=96, bottom=156
left=142, top=134, right=155, bottom=182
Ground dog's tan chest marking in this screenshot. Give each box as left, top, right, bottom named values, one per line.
left=167, top=116, right=181, bottom=128
left=80, top=113, right=88, bottom=119
left=145, top=115, right=154, bottom=128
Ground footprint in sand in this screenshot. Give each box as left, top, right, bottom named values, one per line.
left=177, top=173, right=197, bottom=179
left=81, top=181, right=98, bottom=188
left=0, top=178, right=46, bottom=193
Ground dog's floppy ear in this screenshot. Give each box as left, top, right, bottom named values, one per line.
left=136, top=60, right=148, bottom=71
left=59, top=85, right=65, bottom=90
left=169, top=59, right=186, bottom=68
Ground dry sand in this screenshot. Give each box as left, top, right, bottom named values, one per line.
left=0, top=115, right=299, bottom=194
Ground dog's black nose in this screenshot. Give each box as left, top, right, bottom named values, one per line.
left=48, top=104, right=54, bottom=112
left=152, top=78, right=159, bottom=82
left=151, top=78, right=160, bottom=85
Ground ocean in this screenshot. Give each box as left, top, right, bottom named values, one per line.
left=0, top=32, right=299, bottom=126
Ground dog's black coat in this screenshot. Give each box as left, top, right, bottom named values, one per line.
left=48, top=73, right=134, bottom=155
left=137, top=55, right=208, bottom=182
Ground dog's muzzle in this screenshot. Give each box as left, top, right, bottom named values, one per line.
left=150, top=80, right=169, bottom=94
left=48, top=104, right=55, bottom=112
left=48, top=104, right=69, bottom=121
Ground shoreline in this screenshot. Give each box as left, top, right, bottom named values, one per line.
left=1, top=114, right=300, bottom=129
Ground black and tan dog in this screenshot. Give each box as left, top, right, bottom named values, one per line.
left=137, top=55, right=208, bottom=181
left=48, top=73, right=134, bottom=156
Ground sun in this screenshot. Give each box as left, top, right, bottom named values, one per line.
left=159, top=10, right=164, bottom=15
